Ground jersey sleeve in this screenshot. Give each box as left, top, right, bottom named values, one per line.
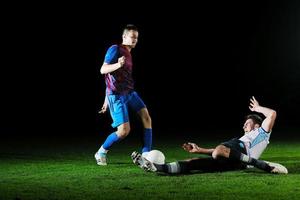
left=104, top=45, right=119, bottom=64
left=259, top=127, right=271, bottom=134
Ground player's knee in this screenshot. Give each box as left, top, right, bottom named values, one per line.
left=212, top=145, right=227, bottom=159
left=212, top=150, right=219, bottom=159
left=117, top=125, right=130, bottom=138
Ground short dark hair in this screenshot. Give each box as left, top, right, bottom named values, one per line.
left=123, top=24, right=138, bottom=35
left=245, top=114, right=263, bottom=126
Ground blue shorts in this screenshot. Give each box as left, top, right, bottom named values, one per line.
left=107, top=91, right=146, bottom=128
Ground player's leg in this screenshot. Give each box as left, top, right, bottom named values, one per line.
left=212, top=138, right=274, bottom=172
left=226, top=147, right=277, bottom=172
left=128, top=91, right=152, bottom=155
left=95, top=94, right=130, bottom=165
left=131, top=151, right=234, bottom=174
left=95, top=122, right=130, bottom=165
left=153, top=157, right=245, bottom=174
left=153, top=158, right=222, bottom=174
left=137, top=108, right=152, bottom=154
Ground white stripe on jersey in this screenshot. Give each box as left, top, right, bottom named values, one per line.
left=239, top=127, right=271, bottom=159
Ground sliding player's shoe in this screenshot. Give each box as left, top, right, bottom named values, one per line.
left=131, top=151, right=157, bottom=172
left=264, top=161, right=288, bottom=174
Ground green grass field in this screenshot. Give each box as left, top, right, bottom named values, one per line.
left=0, top=135, right=300, bottom=200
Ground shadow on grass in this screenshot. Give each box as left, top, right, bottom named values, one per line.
left=285, top=163, right=300, bottom=174
left=111, top=162, right=130, bottom=165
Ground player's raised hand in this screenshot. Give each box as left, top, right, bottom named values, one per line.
left=118, top=56, right=125, bottom=67
left=249, top=96, right=260, bottom=112
left=182, top=142, right=201, bottom=153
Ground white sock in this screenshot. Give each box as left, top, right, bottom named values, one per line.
left=98, top=146, right=108, bottom=154
left=241, top=154, right=251, bottom=163
left=167, top=162, right=181, bottom=174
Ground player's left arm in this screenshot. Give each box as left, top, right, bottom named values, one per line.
left=249, top=96, right=277, bottom=133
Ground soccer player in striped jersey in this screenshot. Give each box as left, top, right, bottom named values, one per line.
left=95, top=24, right=152, bottom=165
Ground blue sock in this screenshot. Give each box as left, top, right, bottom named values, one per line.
left=102, top=132, right=120, bottom=150
left=142, top=128, right=152, bottom=153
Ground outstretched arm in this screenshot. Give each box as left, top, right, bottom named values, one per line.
left=182, top=143, right=215, bottom=155
left=249, top=96, right=277, bottom=132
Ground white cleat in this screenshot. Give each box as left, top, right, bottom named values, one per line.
left=131, top=151, right=157, bottom=172
left=265, top=161, right=288, bottom=174
left=95, top=152, right=107, bottom=166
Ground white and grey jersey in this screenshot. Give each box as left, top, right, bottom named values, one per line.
left=239, top=127, right=271, bottom=159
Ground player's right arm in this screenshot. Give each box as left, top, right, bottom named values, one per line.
left=249, top=96, right=277, bottom=132
left=99, top=95, right=108, bottom=114
left=100, top=56, right=125, bottom=74
left=100, top=45, right=125, bottom=74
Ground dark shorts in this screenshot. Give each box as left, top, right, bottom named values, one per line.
left=222, top=138, right=247, bottom=155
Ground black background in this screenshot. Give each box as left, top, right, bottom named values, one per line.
left=1, top=1, right=300, bottom=139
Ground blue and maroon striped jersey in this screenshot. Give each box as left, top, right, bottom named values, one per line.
left=103, top=44, right=134, bottom=95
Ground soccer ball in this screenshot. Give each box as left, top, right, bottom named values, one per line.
left=144, top=150, right=165, bottom=164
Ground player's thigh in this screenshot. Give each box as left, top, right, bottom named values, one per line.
left=127, top=91, right=146, bottom=113
left=107, top=94, right=129, bottom=128
left=137, top=107, right=151, bottom=120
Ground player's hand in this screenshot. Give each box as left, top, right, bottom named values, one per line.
left=118, top=56, right=125, bottom=67
left=99, top=104, right=108, bottom=114
left=249, top=96, right=260, bottom=112
left=182, top=142, right=201, bottom=153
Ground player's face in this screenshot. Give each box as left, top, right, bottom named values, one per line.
left=123, top=30, right=138, bottom=48
left=243, top=119, right=255, bottom=133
